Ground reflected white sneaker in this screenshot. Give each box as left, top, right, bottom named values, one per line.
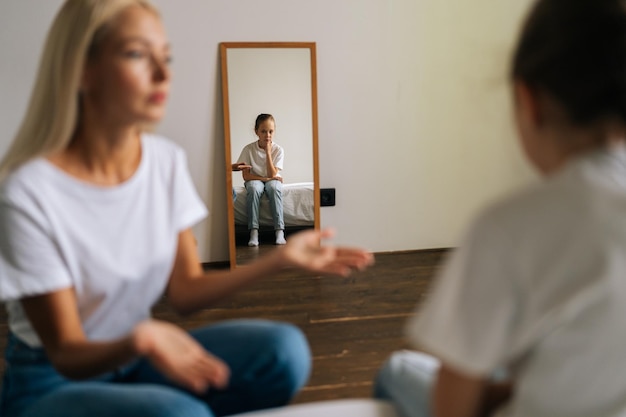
left=248, top=229, right=259, bottom=247
left=275, top=230, right=286, bottom=245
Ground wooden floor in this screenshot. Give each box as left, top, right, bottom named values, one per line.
left=0, top=249, right=447, bottom=404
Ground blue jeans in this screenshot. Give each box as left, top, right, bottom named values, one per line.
left=0, top=319, right=311, bottom=417
left=373, top=350, right=439, bottom=417
left=374, top=350, right=509, bottom=417
left=244, top=180, right=284, bottom=231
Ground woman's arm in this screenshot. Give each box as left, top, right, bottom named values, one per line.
left=21, top=289, right=136, bottom=378
left=166, top=228, right=374, bottom=315
left=20, top=288, right=229, bottom=393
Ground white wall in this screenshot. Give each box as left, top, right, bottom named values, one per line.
left=0, top=0, right=536, bottom=262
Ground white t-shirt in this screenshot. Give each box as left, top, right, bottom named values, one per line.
left=0, top=134, right=207, bottom=347
left=237, top=141, right=284, bottom=178
left=407, top=144, right=626, bottom=417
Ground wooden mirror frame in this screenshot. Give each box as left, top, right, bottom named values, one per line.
left=220, top=42, right=320, bottom=268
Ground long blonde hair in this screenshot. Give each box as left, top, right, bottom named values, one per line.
left=0, top=0, right=158, bottom=179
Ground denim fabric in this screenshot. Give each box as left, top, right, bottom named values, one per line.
left=373, top=351, right=439, bottom=417
left=374, top=351, right=511, bottom=417
left=0, top=319, right=311, bottom=417
left=244, top=180, right=284, bottom=231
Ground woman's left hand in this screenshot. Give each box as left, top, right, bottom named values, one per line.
left=281, top=228, right=374, bottom=276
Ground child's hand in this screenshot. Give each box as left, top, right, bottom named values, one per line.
left=231, top=162, right=251, bottom=171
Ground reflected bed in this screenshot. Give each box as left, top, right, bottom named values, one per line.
left=233, top=181, right=315, bottom=228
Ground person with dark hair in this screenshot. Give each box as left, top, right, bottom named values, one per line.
left=0, top=2, right=374, bottom=417
left=236, top=113, right=286, bottom=246
left=374, top=1, right=626, bottom=417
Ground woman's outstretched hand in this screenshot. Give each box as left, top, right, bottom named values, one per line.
left=133, top=320, right=230, bottom=394
left=281, top=228, right=374, bottom=276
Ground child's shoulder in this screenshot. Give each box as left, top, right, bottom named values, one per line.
left=472, top=173, right=584, bottom=238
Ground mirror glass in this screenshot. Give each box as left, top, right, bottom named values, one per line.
left=220, top=42, right=320, bottom=267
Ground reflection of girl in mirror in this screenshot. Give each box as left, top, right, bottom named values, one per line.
left=0, top=2, right=374, bottom=416
left=236, top=114, right=286, bottom=246
left=375, top=1, right=626, bottom=417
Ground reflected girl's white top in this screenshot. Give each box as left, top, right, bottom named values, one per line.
left=237, top=141, right=284, bottom=178
left=407, top=143, right=626, bottom=417
left=0, top=134, right=207, bottom=347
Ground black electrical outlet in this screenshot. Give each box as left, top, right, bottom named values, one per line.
left=320, top=188, right=336, bottom=207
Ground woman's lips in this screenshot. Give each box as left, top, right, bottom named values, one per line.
left=149, top=92, right=167, bottom=104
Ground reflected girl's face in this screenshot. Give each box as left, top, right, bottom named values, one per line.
left=255, top=120, right=275, bottom=149
left=81, top=6, right=171, bottom=127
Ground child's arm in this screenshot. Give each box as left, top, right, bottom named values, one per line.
left=434, top=363, right=513, bottom=417
left=241, top=167, right=280, bottom=182
left=263, top=141, right=279, bottom=178
left=480, top=380, right=514, bottom=417
left=231, top=162, right=251, bottom=171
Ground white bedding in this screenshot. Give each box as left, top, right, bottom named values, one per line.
left=233, top=182, right=314, bottom=227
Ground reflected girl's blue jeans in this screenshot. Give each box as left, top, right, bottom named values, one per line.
left=244, top=180, right=284, bottom=231
left=0, top=319, right=311, bottom=417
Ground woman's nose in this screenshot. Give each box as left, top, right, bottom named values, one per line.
left=152, top=57, right=170, bottom=82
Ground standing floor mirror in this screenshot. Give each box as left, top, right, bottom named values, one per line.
left=220, top=42, right=320, bottom=268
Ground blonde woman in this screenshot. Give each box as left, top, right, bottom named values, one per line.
left=0, top=2, right=373, bottom=417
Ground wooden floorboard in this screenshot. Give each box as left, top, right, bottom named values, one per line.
left=0, top=249, right=448, bottom=404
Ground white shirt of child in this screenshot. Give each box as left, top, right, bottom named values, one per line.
left=407, top=144, right=626, bottom=417
left=0, top=134, right=207, bottom=347
left=237, top=141, right=284, bottom=178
